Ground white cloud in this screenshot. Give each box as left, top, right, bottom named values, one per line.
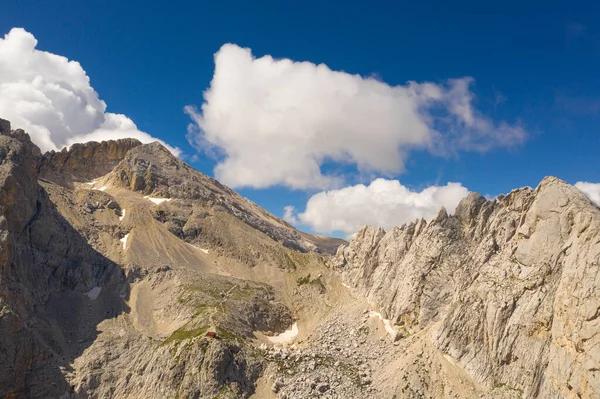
left=0, top=28, right=179, bottom=155
left=282, top=205, right=298, bottom=224
left=286, top=178, right=469, bottom=237
left=575, top=182, right=600, bottom=206
left=186, top=44, right=525, bottom=189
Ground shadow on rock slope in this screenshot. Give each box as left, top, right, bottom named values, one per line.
left=0, top=121, right=130, bottom=398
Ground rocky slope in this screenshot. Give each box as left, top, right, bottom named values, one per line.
left=39, top=138, right=142, bottom=187
left=0, top=122, right=127, bottom=397
left=2, top=115, right=599, bottom=399
left=332, top=177, right=600, bottom=398
left=0, top=118, right=343, bottom=399
left=100, top=142, right=344, bottom=255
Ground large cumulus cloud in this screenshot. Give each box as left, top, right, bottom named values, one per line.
left=0, top=28, right=179, bottom=154
left=186, top=44, right=525, bottom=189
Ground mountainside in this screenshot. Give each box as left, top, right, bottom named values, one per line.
left=1, top=116, right=599, bottom=399
left=0, top=118, right=348, bottom=399
left=0, top=122, right=127, bottom=397
left=332, top=177, right=600, bottom=398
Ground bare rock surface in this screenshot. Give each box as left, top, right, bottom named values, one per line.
left=0, top=122, right=127, bottom=398
left=39, top=138, right=142, bottom=187
left=332, top=177, right=600, bottom=398
left=2, top=117, right=599, bottom=399
left=103, top=142, right=345, bottom=255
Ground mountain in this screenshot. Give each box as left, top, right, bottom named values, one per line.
left=332, top=177, right=600, bottom=398
left=0, top=117, right=598, bottom=399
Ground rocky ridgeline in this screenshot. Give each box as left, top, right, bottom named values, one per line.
left=0, top=120, right=127, bottom=397
left=105, top=141, right=340, bottom=253
left=332, top=177, right=600, bottom=398
left=39, top=138, right=142, bottom=186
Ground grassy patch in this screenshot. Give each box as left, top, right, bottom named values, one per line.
left=211, top=384, right=234, bottom=399
left=163, top=326, right=210, bottom=346
left=296, top=274, right=311, bottom=286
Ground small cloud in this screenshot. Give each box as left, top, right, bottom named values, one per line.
left=282, top=205, right=299, bottom=224
left=554, top=93, right=600, bottom=117
left=566, top=23, right=586, bottom=43
left=493, top=88, right=506, bottom=113
left=295, top=179, right=470, bottom=238
left=575, top=181, right=600, bottom=206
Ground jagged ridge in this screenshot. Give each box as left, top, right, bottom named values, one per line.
left=332, top=176, right=600, bottom=398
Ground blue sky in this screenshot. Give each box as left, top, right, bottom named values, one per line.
left=2, top=0, right=600, bottom=237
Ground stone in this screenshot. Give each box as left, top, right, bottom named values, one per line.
left=106, top=200, right=120, bottom=210
left=331, top=176, right=600, bottom=398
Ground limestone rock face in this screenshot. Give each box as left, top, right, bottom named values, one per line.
left=332, top=177, right=600, bottom=398
left=0, top=127, right=127, bottom=398
left=106, top=141, right=344, bottom=254
left=39, top=138, right=142, bottom=186
left=0, top=120, right=332, bottom=398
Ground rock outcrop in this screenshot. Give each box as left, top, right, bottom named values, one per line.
left=332, top=177, right=600, bottom=398
left=0, top=123, right=127, bottom=398
left=105, top=141, right=344, bottom=254
left=39, top=138, right=142, bottom=187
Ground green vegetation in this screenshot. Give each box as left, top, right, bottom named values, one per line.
left=162, top=326, right=210, bottom=346
left=493, top=381, right=524, bottom=395
left=296, top=273, right=311, bottom=286
left=212, top=385, right=234, bottom=399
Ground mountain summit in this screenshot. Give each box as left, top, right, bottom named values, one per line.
left=0, top=118, right=598, bottom=398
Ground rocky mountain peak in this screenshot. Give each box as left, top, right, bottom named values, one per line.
left=105, top=141, right=344, bottom=253
left=3, top=115, right=597, bottom=399
left=39, top=137, right=142, bottom=187
left=455, top=191, right=486, bottom=225
left=332, top=176, right=600, bottom=398
left=0, top=118, right=11, bottom=135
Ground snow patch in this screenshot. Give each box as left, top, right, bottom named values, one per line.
left=342, top=282, right=352, bottom=289
left=119, top=209, right=126, bottom=221
left=143, top=196, right=172, bottom=205
left=120, top=233, right=129, bottom=249
left=84, top=286, right=102, bottom=300
left=369, top=310, right=396, bottom=336
left=188, top=243, right=209, bottom=254
left=267, top=323, right=299, bottom=344
left=97, top=186, right=108, bottom=191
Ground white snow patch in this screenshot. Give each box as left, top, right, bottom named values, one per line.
left=97, top=186, right=108, bottom=191
left=267, top=323, right=299, bottom=344
left=188, top=243, right=209, bottom=254
left=120, top=233, right=129, bottom=249
left=369, top=310, right=396, bottom=336
left=342, top=282, right=352, bottom=289
left=119, top=209, right=126, bottom=221
left=84, top=286, right=102, bottom=300
left=143, top=196, right=172, bottom=205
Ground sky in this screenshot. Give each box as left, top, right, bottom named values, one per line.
left=1, top=0, right=600, bottom=238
